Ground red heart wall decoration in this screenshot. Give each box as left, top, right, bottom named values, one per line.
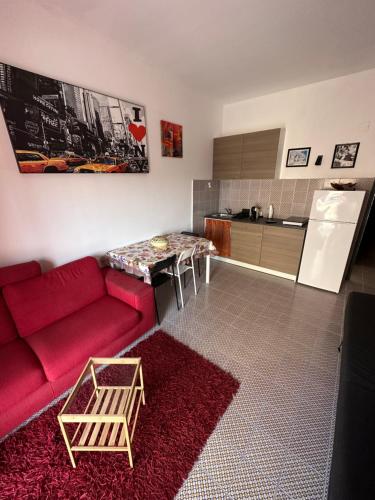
left=129, top=123, right=146, bottom=142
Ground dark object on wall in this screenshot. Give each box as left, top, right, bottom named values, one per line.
left=286, top=147, right=311, bottom=167
left=331, top=142, right=360, bottom=169
left=328, top=291, right=375, bottom=499
left=0, top=62, right=149, bottom=174
left=161, top=120, right=183, bottom=158
left=315, top=155, right=323, bottom=165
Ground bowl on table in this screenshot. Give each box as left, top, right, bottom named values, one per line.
left=331, top=182, right=357, bottom=191
left=150, top=236, right=169, bottom=251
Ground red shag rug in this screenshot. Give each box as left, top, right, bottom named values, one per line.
left=0, top=331, right=239, bottom=499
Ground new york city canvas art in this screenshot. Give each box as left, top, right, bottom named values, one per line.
left=0, top=63, right=149, bottom=174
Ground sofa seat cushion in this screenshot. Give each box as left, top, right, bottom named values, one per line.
left=25, top=296, right=141, bottom=381
left=0, top=339, right=47, bottom=413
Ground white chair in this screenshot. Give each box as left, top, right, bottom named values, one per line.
left=165, top=245, right=198, bottom=308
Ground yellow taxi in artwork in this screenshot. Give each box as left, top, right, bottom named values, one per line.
left=15, top=150, right=69, bottom=173
left=73, top=156, right=128, bottom=173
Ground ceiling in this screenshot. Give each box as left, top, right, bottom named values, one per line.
left=8, top=0, right=375, bottom=101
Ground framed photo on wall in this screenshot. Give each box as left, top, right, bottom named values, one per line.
left=331, top=142, right=360, bottom=169
left=161, top=120, right=183, bottom=158
left=286, top=147, right=311, bottom=167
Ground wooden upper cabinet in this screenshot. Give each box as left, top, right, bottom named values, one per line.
left=231, top=222, right=263, bottom=265
left=241, top=128, right=280, bottom=179
left=212, top=128, right=281, bottom=180
left=204, top=219, right=231, bottom=257
left=213, top=134, right=243, bottom=180
left=259, top=226, right=305, bottom=275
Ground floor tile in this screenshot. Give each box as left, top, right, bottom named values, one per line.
left=155, top=259, right=349, bottom=499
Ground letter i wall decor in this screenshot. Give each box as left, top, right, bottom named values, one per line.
left=0, top=62, right=149, bottom=174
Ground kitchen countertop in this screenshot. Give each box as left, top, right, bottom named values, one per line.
left=205, top=214, right=307, bottom=230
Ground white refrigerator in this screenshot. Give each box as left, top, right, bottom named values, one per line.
left=298, top=190, right=365, bottom=293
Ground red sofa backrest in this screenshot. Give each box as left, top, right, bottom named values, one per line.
left=3, top=256, right=106, bottom=338
left=0, top=260, right=41, bottom=345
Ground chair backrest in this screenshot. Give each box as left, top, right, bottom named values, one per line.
left=150, top=254, right=177, bottom=276
left=177, top=245, right=196, bottom=266
left=181, top=231, right=199, bottom=237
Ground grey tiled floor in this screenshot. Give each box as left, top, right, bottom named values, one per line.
left=155, top=260, right=346, bottom=499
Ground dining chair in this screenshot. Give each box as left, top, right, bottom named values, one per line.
left=150, top=254, right=180, bottom=324
left=165, top=245, right=198, bottom=308
left=180, top=231, right=201, bottom=277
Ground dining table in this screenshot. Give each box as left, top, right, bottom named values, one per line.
left=106, top=232, right=217, bottom=285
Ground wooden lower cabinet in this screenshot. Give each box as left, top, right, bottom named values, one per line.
left=259, top=226, right=305, bottom=275
left=204, top=218, right=231, bottom=257
left=231, top=222, right=263, bottom=265
left=205, top=218, right=305, bottom=276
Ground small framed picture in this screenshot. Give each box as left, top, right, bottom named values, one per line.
left=286, top=147, right=311, bottom=167
left=161, top=120, right=183, bottom=158
left=331, top=142, right=360, bottom=169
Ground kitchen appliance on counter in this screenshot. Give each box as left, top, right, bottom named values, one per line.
left=298, top=190, right=366, bottom=293
left=233, top=208, right=250, bottom=219
left=250, top=206, right=260, bottom=221
left=268, top=204, right=274, bottom=219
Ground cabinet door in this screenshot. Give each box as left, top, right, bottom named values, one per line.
left=241, top=128, right=280, bottom=179
left=204, top=219, right=231, bottom=257
left=213, top=135, right=243, bottom=180
left=260, top=226, right=305, bottom=275
left=231, top=222, right=263, bottom=265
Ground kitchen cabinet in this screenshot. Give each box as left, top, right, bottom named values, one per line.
left=259, top=226, right=305, bottom=275
left=212, top=134, right=243, bottom=180
left=204, top=216, right=306, bottom=278
left=212, top=128, right=281, bottom=180
left=204, top=219, right=231, bottom=257
left=231, top=221, right=263, bottom=265
left=241, top=129, right=280, bottom=179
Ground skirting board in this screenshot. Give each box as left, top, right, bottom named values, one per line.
left=212, top=256, right=297, bottom=281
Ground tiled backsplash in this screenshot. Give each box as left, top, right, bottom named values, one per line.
left=220, top=178, right=374, bottom=218
left=192, top=178, right=374, bottom=235
left=192, top=180, right=220, bottom=235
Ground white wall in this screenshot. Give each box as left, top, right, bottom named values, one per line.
left=222, top=69, right=375, bottom=179
left=0, top=4, right=220, bottom=268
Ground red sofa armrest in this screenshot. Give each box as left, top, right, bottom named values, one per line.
left=104, top=268, right=155, bottom=327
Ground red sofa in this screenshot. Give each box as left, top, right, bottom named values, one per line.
left=0, top=256, right=155, bottom=438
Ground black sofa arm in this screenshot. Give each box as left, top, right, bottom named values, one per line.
left=328, top=292, right=375, bottom=500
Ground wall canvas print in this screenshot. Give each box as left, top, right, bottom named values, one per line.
left=286, top=147, right=311, bottom=167
left=331, top=142, right=360, bottom=169
left=161, top=120, right=183, bottom=158
left=0, top=62, right=149, bottom=173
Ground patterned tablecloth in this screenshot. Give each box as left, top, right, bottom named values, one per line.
left=106, top=232, right=217, bottom=284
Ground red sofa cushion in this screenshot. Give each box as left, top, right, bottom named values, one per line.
left=0, top=261, right=41, bottom=346
left=104, top=268, right=156, bottom=331
left=25, top=295, right=140, bottom=381
left=0, top=297, right=18, bottom=347
left=3, top=257, right=106, bottom=338
left=0, top=339, right=47, bottom=413
left=0, top=260, right=41, bottom=288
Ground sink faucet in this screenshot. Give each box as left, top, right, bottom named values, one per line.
left=225, top=208, right=232, bottom=214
